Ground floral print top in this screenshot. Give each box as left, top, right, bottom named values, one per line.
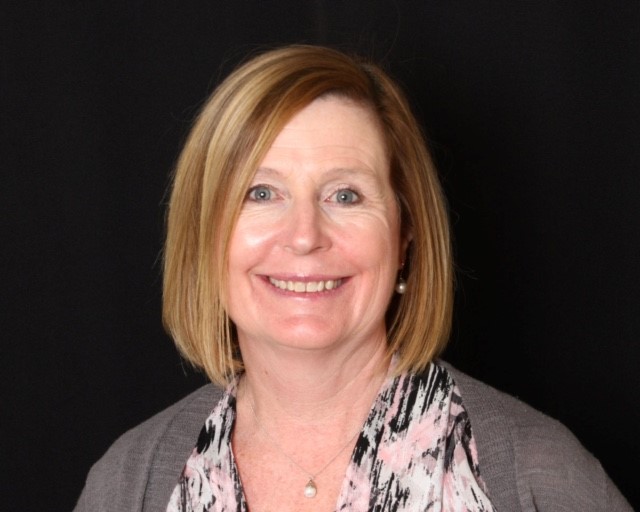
left=167, top=362, right=496, bottom=512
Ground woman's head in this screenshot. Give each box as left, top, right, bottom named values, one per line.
left=163, top=45, right=453, bottom=385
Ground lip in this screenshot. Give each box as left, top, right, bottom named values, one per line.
left=262, top=275, right=348, bottom=295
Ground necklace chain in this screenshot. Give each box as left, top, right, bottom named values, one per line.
left=247, top=392, right=362, bottom=498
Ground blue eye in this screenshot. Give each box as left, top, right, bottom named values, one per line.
left=334, top=189, right=360, bottom=204
left=247, top=185, right=273, bottom=201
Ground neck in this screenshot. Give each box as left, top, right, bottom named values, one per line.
left=237, top=335, right=390, bottom=427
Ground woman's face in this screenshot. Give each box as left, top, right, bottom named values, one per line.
left=226, top=96, right=405, bottom=355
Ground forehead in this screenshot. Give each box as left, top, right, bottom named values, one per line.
left=263, top=96, right=388, bottom=172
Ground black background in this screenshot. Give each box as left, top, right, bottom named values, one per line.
left=2, top=1, right=639, bottom=509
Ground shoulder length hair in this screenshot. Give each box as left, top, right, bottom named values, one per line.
left=163, top=45, right=453, bottom=385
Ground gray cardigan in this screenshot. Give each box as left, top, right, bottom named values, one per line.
left=75, top=364, right=632, bottom=511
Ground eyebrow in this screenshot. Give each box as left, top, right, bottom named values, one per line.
left=253, top=167, right=283, bottom=178
left=254, top=166, right=381, bottom=181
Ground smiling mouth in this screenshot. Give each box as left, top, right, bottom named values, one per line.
left=268, top=277, right=344, bottom=293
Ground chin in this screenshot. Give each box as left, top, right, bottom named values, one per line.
left=267, top=324, right=346, bottom=351
left=276, top=332, right=341, bottom=351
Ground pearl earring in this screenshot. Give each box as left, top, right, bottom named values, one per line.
left=395, top=277, right=407, bottom=294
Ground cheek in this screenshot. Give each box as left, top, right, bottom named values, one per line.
left=229, top=216, right=276, bottom=255
left=341, top=218, right=401, bottom=271
left=357, top=206, right=401, bottom=250
left=227, top=228, right=261, bottom=286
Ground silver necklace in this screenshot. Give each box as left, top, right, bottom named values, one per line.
left=247, top=394, right=362, bottom=499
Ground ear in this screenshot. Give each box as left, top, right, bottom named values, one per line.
left=399, top=232, right=413, bottom=269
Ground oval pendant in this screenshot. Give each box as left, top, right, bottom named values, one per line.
left=304, top=478, right=317, bottom=498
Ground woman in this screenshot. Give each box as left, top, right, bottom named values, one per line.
left=75, top=45, right=630, bottom=511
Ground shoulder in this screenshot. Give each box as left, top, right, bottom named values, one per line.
left=74, top=384, right=223, bottom=512
left=438, top=361, right=631, bottom=512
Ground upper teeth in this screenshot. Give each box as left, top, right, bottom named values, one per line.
left=269, top=277, right=343, bottom=293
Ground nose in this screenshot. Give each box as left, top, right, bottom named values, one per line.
left=282, top=199, right=331, bottom=255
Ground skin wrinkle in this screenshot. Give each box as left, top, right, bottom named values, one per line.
left=227, top=98, right=405, bottom=388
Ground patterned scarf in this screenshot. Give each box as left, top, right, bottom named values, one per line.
left=167, top=363, right=496, bottom=512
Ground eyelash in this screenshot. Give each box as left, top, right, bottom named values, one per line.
left=330, top=187, right=361, bottom=205
left=245, top=184, right=363, bottom=205
left=246, top=184, right=276, bottom=202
